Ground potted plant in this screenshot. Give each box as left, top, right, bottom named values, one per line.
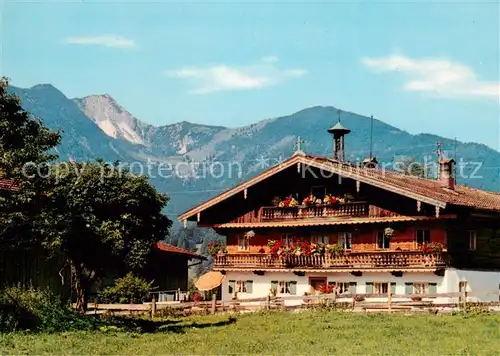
left=353, top=294, right=365, bottom=302
left=411, top=296, right=422, bottom=302
left=302, top=194, right=316, bottom=206
left=384, top=227, right=395, bottom=239
left=343, top=193, right=355, bottom=202
left=207, top=242, right=227, bottom=256
left=323, top=194, right=337, bottom=205
left=326, top=243, right=345, bottom=257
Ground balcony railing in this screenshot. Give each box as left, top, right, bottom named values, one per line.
left=261, top=202, right=369, bottom=221
left=214, top=251, right=447, bottom=270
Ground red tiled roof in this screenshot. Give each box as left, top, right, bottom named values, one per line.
left=305, top=155, right=500, bottom=212
left=153, top=242, right=205, bottom=259
left=178, top=153, right=500, bottom=220
left=0, top=178, right=17, bottom=191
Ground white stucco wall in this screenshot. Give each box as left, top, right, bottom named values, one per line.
left=220, top=269, right=500, bottom=304
left=444, top=269, right=500, bottom=302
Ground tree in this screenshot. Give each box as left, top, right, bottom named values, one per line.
left=38, top=160, right=172, bottom=312
left=395, top=156, right=425, bottom=178
left=0, top=77, right=61, bottom=247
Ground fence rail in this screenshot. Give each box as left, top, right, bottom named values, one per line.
left=78, top=290, right=500, bottom=316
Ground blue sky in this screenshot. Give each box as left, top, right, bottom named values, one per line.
left=2, top=1, right=499, bottom=150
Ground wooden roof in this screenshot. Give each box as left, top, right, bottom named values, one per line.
left=178, top=153, right=500, bottom=221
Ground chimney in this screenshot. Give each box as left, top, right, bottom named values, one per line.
left=439, top=158, right=455, bottom=189
left=362, top=157, right=378, bottom=169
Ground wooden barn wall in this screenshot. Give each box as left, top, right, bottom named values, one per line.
left=0, top=248, right=71, bottom=299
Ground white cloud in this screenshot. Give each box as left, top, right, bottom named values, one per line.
left=164, top=60, right=306, bottom=94
left=362, top=54, right=499, bottom=99
left=64, top=35, right=135, bottom=49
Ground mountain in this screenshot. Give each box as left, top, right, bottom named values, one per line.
left=8, top=84, right=500, bottom=222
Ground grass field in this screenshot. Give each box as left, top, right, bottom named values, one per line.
left=1, top=311, right=499, bottom=355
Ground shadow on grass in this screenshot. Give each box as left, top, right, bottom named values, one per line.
left=103, top=316, right=237, bottom=334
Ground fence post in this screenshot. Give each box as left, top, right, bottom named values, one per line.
left=151, top=294, right=157, bottom=319
left=211, top=293, right=217, bottom=315
left=388, top=290, right=392, bottom=313
left=464, top=288, right=468, bottom=310
left=266, top=295, right=271, bottom=311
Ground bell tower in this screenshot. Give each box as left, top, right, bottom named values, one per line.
left=327, top=109, right=351, bottom=161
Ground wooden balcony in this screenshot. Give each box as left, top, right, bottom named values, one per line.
left=261, top=202, right=369, bottom=221
left=213, top=251, right=447, bottom=270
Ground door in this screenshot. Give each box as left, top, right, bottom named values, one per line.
left=309, top=277, right=327, bottom=294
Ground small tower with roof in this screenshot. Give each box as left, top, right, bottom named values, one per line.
left=327, top=109, right=351, bottom=161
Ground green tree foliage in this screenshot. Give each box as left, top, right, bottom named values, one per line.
left=0, top=78, right=61, bottom=248
left=97, top=273, right=154, bottom=304
left=38, top=160, right=172, bottom=312
left=395, top=156, right=425, bottom=178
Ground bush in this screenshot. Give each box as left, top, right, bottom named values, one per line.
left=97, top=273, right=153, bottom=304
left=0, top=285, right=98, bottom=333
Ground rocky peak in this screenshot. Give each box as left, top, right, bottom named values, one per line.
left=74, top=94, right=148, bottom=145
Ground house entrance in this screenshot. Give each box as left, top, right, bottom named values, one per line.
left=309, top=277, right=327, bottom=293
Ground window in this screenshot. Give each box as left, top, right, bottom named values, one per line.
left=338, top=232, right=352, bottom=249
left=271, top=280, right=297, bottom=295
left=238, top=235, right=249, bottom=251
left=469, top=231, right=477, bottom=250
left=368, top=282, right=396, bottom=295
left=377, top=231, right=390, bottom=249
left=416, top=229, right=431, bottom=246
left=311, top=235, right=329, bottom=245
left=328, top=281, right=355, bottom=294
left=413, top=282, right=428, bottom=295
left=281, top=234, right=296, bottom=247
left=405, top=282, right=437, bottom=297
left=228, top=280, right=253, bottom=294
left=374, top=282, right=389, bottom=295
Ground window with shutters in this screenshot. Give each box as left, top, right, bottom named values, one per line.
left=468, top=231, right=477, bottom=250
left=338, top=232, right=352, bottom=250
left=228, top=280, right=253, bottom=294
left=237, top=235, right=249, bottom=251
left=272, top=280, right=297, bottom=295
left=405, top=282, right=437, bottom=297
left=329, top=282, right=351, bottom=294
left=413, top=282, right=428, bottom=295
left=372, top=282, right=396, bottom=295
left=416, top=229, right=431, bottom=246
left=376, top=231, right=390, bottom=249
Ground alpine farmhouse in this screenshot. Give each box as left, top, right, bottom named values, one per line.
left=180, top=121, right=500, bottom=304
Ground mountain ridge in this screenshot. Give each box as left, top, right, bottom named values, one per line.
left=8, top=84, right=500, bottom=219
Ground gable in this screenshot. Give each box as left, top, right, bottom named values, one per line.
left=178, top=154, right=450, bottom=222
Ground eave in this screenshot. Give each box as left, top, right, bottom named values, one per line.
left=212, top=215, right=457, bottom=229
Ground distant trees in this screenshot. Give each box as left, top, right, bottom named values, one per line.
left=395, top=156, right=425, bottom=178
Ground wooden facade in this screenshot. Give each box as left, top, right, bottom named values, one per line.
left=179, top=153, right=500, bottom=273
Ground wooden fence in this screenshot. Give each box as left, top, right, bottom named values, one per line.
left=79, top=289, right=500, bottom=317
